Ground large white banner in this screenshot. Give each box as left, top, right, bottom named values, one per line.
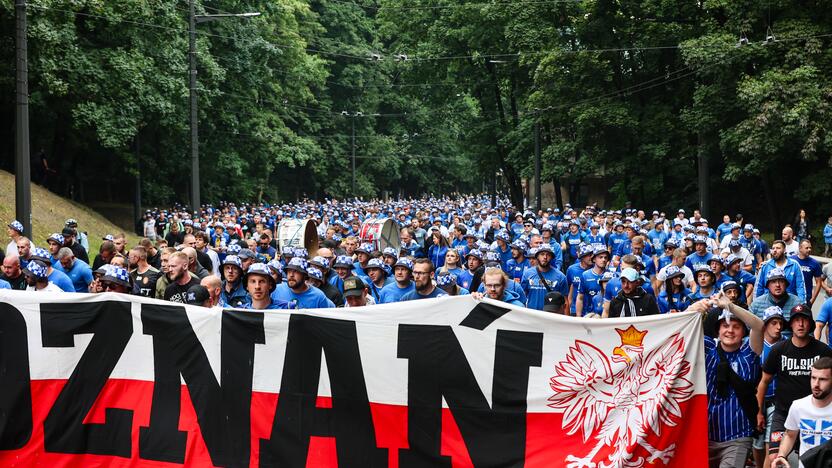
left=0, top=290, right=707, bottom=467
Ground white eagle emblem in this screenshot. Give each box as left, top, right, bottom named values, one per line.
left=547, top=326, right=693, bottom=468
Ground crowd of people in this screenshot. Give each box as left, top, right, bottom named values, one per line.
left=3, top=194, right=832, bottom=467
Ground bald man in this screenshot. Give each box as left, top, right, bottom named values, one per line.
left=0, top=255, right=26, bottom=290
left=200, top=275, right=224, bottom=307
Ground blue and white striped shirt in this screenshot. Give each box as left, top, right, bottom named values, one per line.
left=705, top=337, right=761, bottom=442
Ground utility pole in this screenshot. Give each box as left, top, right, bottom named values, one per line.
left=15, top=0, right=31, bottom=235
left=188, top=0, right=199, bottom=212
left=134, top=133, right=141, bottom=231
left=351, top=117, right=356, bottom=194
left=534, top=120, right=541, bottom=211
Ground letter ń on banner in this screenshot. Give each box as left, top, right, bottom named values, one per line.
left=0, top=290, right=708, bottom=467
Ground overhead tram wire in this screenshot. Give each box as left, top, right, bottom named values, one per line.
left=325, top=0, right=581, bottom=11
left=31, top=3, right=819, bottom=65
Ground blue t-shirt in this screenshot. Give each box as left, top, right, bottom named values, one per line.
left=647, top=229, right=669, bottom=253
left=657, top=289, right=692, bottom=313
left=506, top=258, right=529, bottom=282
left=657, top=255, right=674, bottom=271
left=563, top=232, right=585, bottom=259
left=716, top=223, right=734, bottom=241
left=794, top=255, right=822, bottom=300
left=379, top=281, right=415, bottom=304
left=578, top=268, right=605, bottom=314
left=400, top=287, right=447, bottom=301
left=0, top=279, right=10, bottom=289
left=762, top=339, right=780, bottom=399
left=48, top=269, right=75, bottom=293
left=271, top=283, right=335, bottom=309
left=686, top=252, right=713, bottom=271
left=816, top=297, right=832, bottom=345
left=521, top=266, right=568, bottom=311
left=566, top=263, right=588, bottom=315
left=54, top=260, right=93, bottom=293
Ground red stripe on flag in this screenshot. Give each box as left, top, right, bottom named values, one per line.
left=0, top=379, right=708, bottom=467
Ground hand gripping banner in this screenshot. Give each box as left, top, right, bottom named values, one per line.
left=0, top=290, right=707, bottom=467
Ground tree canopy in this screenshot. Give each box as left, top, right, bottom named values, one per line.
left=1, top=0, right=830, bottom=229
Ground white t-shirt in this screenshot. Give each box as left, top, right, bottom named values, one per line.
left=656, top=264, right=694, bottom=284
left=784, top=394, right=832, bottom=468
left=784, top=240, right=800, bottom=257
left=26, top=282, right=63, bottom=293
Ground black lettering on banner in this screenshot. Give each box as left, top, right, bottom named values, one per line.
left=140, top=304, right=264, bottom=466
left=0, top=303, right=32, bottom=449
left=260, top=315, right=387, bottom=467
left=397, top=326, right=543, bottom=468
left=41, top=301, right=133, bottom=457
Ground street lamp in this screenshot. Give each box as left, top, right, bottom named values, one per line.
left=340, top=111, right=365, bottom=194
left=189, top=3, right=260, bottom=212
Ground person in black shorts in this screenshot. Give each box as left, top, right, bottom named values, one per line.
left=757, top=303, right=832, bottom=463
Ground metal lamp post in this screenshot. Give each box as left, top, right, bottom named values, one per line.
left=189, top=4, right=260, bottom=211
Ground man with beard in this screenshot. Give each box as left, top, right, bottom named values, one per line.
left=758, top=304, right=832, bottom=465
left=241, top=263, right=287, bottom=310
left=607, top=267, right=660, bottom=318
left=378, top=258, right=415, bottom=303
left=163, top=251, right=201, bottom=303
left=772, top=357, right=832, bottom=467
left=521, top=244, right=568, bottom=311
left=61, top=227, right=89, bottom=264
left=0, top=255, right=26, bottom=290
left=506, top=240, right=529, bottom=283
left=756, top=240, right=806, bottom=302
left=400, top=258, right=446, bottom=301
left=30, top=247, right=73, bottom=292
left=92, top=240, right=117, bottom=271
left=271, top=257, right=335, bottom=309
left=220, top=255, right=249, bottom=308
left=576, top=245, right=611, bottom=317
left=127, top=246, right=161, bottom=298
left=750, top=269, right=802, bottom=325
left=471, top=267, right=523, bottom=306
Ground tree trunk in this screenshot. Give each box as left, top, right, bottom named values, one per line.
left=485, top=61, right=523, bottom=208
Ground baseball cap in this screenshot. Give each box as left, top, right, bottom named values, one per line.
left=543, top=292, right=565, bottom=312
left=620, top=268, right=639, bottom=282
left=789, top=304, right=815, bottom=332
left=186, top=285, right=210, bottom=306
left=343, top=276, right=367, bottom=297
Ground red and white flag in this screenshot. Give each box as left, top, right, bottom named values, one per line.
left=0, top=290, right=707, bottom=467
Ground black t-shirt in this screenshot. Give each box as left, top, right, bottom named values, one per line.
left=132, top=267, right=162, bottom=298
left=165, top=231, right=185, bottom=247
left=196, top=250, right=213, bottom=273
left=147, top=251, right=161, bottom=270
left=763, top=338, right=832, bottom=412
left=69, top=241, right=89, bottom=265
left=0, top=273, right=27, bottom=291
left=163, top=277, right=200, bottom=303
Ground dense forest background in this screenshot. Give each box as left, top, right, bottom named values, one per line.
left=1, top=0, right=831, bottom=230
